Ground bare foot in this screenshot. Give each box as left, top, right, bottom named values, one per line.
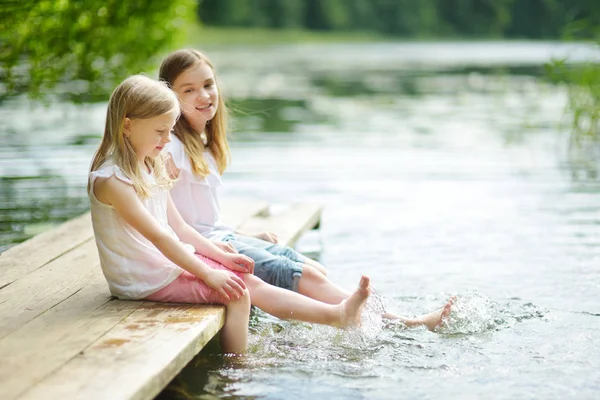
left=338, top=275, right=371, bottom=328
left=415, top=296, right=455, bottom=331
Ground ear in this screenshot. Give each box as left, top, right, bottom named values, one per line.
left=123, top=118, right=132, bottom=137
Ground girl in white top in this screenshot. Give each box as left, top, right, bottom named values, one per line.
left=89, top=75, right=375, bottom=354
left=158, top=49, right=455, bottom=331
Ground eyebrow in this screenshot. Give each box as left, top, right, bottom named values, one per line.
left=178, top=78, right=214, bottom=88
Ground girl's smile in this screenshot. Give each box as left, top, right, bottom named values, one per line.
left=195, top=103, right=215, bottom=119
left=173, top=61, right=219, bottom=133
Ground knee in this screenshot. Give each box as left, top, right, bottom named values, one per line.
left=240, top=288, right=251, bottom=306
left=227, top=289, right=251, bottom=311
left=313, top=262, right=327, bottom=276
left=304, top=258, right=327, bottom=276
left=302, top=264, right=326, bottom=282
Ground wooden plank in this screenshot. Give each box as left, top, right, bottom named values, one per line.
left=237, top=203, right=322, bottom=246
left=18, top=303, right=225, bottom=400
left=0, top=275, right=142, bottom=400
left=219, top=199, right=269, bottom=227
left=0, top=240, right=100, bottom=340
left=0, top=213, right=93, bottom=289
left=3, top=201, right=320, bottom=400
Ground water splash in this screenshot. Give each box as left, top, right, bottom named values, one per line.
left=439, top=291, right=546, bottom=335
left=244, top=290, right=393, bottom=366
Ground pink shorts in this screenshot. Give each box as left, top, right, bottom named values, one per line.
left=145, top=253, right=244, bottom=304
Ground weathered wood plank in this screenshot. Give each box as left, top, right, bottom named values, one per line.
left=219, top=199, right=269, bottom=227
left=2, top=201, right=320, bottom=400
left=0, top=213, right=93, bottom=289
left=237, top=203, right=322, bottom=246
left=0, top=240, right=100, bottom=340
left=18, top=304, right=225, bottom=400
left=0, top=275, right=141, bottom=400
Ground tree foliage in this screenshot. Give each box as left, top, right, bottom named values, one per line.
left=197, top=0, right=600, bottom=39
left=0, top=0, right=196, bottom=99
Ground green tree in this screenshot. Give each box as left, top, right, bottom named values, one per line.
left=435, top=0, right=514, bottom=37
left=0, top=0, right=196, bottom=99
left=195, top=0, right=600, bottom=39
left=197, top=0, right=254, bottom=26
left=370, top=0, right=440, bottom=36
left=303, top=0, right=351, bottom=31
left=259, top=0, right=305, bottom=29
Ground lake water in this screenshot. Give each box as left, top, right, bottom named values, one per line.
left=2, top=42, right=599, bottom=399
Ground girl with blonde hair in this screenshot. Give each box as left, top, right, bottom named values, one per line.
left=159, top=50, right=454, bottom=331
left=88, top=75, right=374, bottom=354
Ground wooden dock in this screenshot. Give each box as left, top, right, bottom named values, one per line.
left=0, top=200, right=322, bottom=400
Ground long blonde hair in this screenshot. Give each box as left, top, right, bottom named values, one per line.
left=159, top=49, right=230, bottom=177
left=90, top=75, right=179, bottom=198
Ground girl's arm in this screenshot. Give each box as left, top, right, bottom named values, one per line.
left=95, top=175, right=247, bottom=300
left=166, top=193, right=254, bottom=274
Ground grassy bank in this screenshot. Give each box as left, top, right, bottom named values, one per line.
left=182, top=26, right=578, bottom=47
left=183, top=25, right=386, bottom=46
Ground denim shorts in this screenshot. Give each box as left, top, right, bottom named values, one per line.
left=220, top=234, right=306, bottom=292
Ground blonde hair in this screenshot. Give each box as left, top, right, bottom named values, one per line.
left=90, top=75, right=179, bottom=198
left=159, top=49, right=230, bottom=177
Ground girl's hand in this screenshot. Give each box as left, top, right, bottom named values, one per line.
left=253, top=231, right=279, bottom=244
left=213, top=240, right=238, bottom=254
left=223, top=253, right=255, bottom=274
left=204, top=269, right=246, bottom=302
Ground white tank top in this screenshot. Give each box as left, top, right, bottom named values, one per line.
left=166, top=136, right=234, bottom=240
left=88, top=160, right=192, bottom=299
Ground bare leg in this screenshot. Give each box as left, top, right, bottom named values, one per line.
left=297, top=264, right=350, bottom=304
left=385, top=297, right=455, bottom=332
left=245, top=274, right=371, bottom=328
left=219, top=290, right=251, bottom=353
left=296, top=265, right=451, bottom=331
left=303, top=257, right=327, bottom=276
left=295, top=262, right=453, bottom=332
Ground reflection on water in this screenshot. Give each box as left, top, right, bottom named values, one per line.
left=230, top=98, right=321, bottom=133
left=0, top=175, right=89, bottom=251
left=1, top=42, right=600, bottom=399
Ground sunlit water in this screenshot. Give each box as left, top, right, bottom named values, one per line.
left=1, top=42, right=599, bottom=399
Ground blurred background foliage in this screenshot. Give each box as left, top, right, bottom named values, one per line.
left=0, top=0, right=195, bottom=99
left=546, top=18, right=600, bottom=143
left=198, top=0, right=598, bottom=39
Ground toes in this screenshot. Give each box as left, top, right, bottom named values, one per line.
left=442, top=303, right=453, bottom=318
left=359, top=275, right=370, bottom=289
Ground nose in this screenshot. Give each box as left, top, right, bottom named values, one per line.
left=162, top=130, right=172, bottom=144
left=197, top=89, right=210, bottom=101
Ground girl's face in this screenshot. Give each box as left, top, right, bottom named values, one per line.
left=124, top=110, right=178, bottom=162
left=172, top=61, right=219, bottom=133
